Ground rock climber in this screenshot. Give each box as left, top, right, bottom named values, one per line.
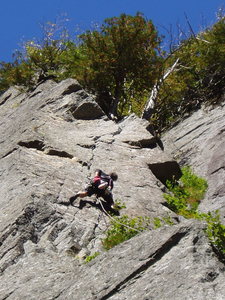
left=69, top=169, right=118, bottom=209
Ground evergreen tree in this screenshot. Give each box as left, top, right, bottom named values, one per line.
left=80, top=13, right=162, bottom=117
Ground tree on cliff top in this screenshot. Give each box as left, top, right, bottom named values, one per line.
left=80, top=13, right=162, bottom=118
left=149, top=15, right=225, bottom=132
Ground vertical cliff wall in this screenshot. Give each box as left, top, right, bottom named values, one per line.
left=0, top=79, right=224, bottom=300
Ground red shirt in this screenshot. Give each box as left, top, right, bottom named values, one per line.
left=93, top=175, right=113, bottom=190
left=93, top=175, right=101, bottom=186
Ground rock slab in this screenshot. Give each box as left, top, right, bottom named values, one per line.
left=0, top=79, right=224, bottom=300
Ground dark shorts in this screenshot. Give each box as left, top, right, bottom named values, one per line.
left=85, top=184, right=113, bottom=205
left=85, top=184, right=98, bottom=196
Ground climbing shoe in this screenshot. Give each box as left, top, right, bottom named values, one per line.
left=58, top=201, right=70, bottom=206
left=79, top=200, right=85, bottom=209
left=69, top=194, right=79, bottom=206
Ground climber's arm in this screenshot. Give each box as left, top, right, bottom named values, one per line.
left=98, top=182, right=108, bottom=189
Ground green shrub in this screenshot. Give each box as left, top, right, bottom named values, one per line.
left=163, top=166, right=225, bottom=260
left=153, top=215, right=175, bottom=228
left=163, top=166, right=208, bottom=217
left=152, top=215, right=175, bottom=229
left=161, top=215, right=175, bottom=226
left=102, top=215, right=150, bottom=250
left=204, top=211, right=225, bottom=258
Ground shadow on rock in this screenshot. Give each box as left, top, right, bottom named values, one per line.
left=58, top=199, right=119, bottom=215
left=78, top=199, right=120, bottom=216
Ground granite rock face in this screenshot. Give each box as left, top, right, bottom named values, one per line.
left=0, top=79, right=224, bottom=300
left=163, top=102, right=225, bottom=219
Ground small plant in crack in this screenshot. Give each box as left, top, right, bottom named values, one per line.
left=204, top=211, right=225, bottom=261
left=84, top=251, right=100, bottom=263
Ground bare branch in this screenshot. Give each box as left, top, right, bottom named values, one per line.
left=184, top=12, right=196, bottom=38
left=196, top=37, right=211, bottom=44
left=142, top=58, right=180, bottom=120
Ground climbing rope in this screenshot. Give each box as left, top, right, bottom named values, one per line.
left=97, top=198, right=142, bottom=234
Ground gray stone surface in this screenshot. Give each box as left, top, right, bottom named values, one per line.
left=0, top=79, right=224, bottom=300
left=163, top=102, right=225, bottom=219
left=0, top=221, right=224, bottom=300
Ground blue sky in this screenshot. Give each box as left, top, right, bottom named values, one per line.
left=0, top=0, right=224, bottom=62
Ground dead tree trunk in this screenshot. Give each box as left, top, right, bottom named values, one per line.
left=109, top=81, right=122, bottom=121
left=142, top=58, right=179, bottom=120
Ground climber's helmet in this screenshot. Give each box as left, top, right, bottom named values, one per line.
left=110, top=172, right=118, bottom=181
